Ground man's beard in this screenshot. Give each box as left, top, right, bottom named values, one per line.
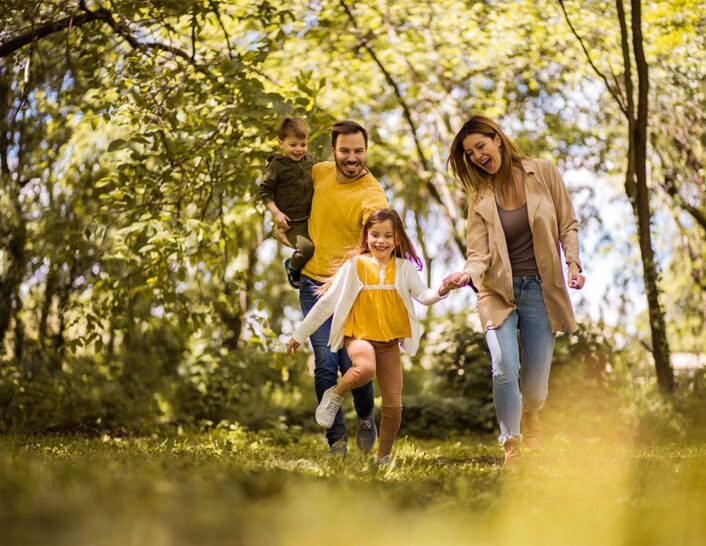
left=335, top=157, right=365, bottom=179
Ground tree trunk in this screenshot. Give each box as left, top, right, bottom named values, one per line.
left=0, top=75, right=27, bottom=357
left=630, top=0, right=673, bottom=391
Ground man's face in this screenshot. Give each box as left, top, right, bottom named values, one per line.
left=333, top=132, right=367, bottom=179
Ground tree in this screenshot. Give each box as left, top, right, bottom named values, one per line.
left=558, top=0, right=674, bottom=392
left=0, top=0, right=314, bottom=428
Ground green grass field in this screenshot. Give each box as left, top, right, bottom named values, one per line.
left=1, top=425, right=705, bottom=546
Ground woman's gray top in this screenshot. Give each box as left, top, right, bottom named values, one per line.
left=497, top=202, right=540, bottom=277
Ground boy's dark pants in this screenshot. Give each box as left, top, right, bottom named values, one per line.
left=274, top=219, right=314, bottom=271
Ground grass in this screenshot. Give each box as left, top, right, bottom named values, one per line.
left=1, top=423, right=706, bottom=546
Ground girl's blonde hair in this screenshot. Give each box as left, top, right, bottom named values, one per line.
left=318, top=208, right=422, bottom=295
left=447, top=115, right=526, bottom=203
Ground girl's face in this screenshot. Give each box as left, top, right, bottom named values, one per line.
left=367, top=219, right=397, bottom=262
left=462, top=133, right=502, bottom=175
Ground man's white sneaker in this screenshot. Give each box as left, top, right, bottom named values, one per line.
left=316, top=386, right=343, bottom=429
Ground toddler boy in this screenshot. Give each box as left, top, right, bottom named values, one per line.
left=259, top=117, right=316, bottom=288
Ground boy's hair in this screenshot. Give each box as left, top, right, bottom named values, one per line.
left=277, top=117, right=309, bottom=140
left=331, top=120, right=368, bottom=149
left=317, top=208, right=422, bottom=295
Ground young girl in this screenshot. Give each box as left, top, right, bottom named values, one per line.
left=287, top=208, right=458, bottom=463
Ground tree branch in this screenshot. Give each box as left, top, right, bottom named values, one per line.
left=78, top=1, right=220, bottom=84
left=339, top=0, right=465, bottom=255
left=616, top=0, right=635, bottom=121
left=556, top=0, right=629, bottom=118
left=0, top=12, right=97, bottom=58
left=208, top=0, right=234, bottom=60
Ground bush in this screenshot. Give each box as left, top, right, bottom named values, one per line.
left=401, top=393, right=495, bottom=438
left=172, top=341, right=312, bottom=429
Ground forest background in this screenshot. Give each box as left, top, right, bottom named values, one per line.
left=2, top=1, right=706, bottom=544
left=0, top=0, right=705, bottom=441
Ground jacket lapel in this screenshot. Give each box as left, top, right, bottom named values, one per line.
left=474, top=192, right=511, bottom=286
left=522, top=159, right=541, bottom=230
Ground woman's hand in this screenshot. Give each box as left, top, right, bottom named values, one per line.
left=287, top=338, right=300, bottom=354
left=443, top=272, right=471, bottom=289
left=568, top=263, right=585, bottom=290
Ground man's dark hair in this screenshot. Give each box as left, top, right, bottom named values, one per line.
left=331, top=120, right=368, bottom=149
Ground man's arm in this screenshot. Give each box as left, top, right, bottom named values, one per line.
left=360, top=181, right=388, bottom=223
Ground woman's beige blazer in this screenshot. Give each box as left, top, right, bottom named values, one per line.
left=463, top=158, right=581, bottom=333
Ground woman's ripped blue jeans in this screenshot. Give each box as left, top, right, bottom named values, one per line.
left=484, top=276, right=555, bottom=444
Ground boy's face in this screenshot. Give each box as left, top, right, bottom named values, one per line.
left=279, top=135, right=308, bottom=161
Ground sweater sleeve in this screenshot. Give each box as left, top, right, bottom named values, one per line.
left=463, top=197, right=492, bottom=291
left=291, top=260, right=352, bottom=344
left=405, top=261, right=446, bottom=306
left=361, top=184, right=388, bottom=224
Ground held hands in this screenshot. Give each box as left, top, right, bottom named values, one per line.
left=287, top=338, right=300, bottom=354
left=443, top=272, right=471, bottom=290
left=568, top=263, right=585, bottom=290
left=439, top=272, right=471, bottom=296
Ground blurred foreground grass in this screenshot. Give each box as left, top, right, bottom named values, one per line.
left=1, top=426, right=705, bottom=545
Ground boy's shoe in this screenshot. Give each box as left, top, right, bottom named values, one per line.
left=521, top=410, right=542, bottom=451
left=327, top=439, right=348, bottom=459
left=316, top=386, right=343, bottom=429
left=283, top=258, right=301, bottom=289
left=355, top=414, right=377, bottom=452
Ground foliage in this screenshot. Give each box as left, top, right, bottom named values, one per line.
left=0, top=0, right=322, bottom=431
left=0, top=0, right=704, bottom=432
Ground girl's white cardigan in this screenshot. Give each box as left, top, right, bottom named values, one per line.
left=292, top=256, right=446, bottom=356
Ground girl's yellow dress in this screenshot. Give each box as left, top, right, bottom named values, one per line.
left=343, top=255, right=411, bottom=342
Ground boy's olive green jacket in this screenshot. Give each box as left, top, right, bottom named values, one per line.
left=463, top=158, right=582, bottom=333
left=258, top=152, right=316, bottom=221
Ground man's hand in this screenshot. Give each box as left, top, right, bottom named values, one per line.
left=274, top=210, right=291, bottom=231
left=287, top=338, right=300, bottom=354
left=568, top=263, right=585, bottom=290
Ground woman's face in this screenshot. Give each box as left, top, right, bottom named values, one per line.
left=462, top=133, right=502, bottom=175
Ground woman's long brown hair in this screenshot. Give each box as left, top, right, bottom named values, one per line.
left=447, top=115, right=526, bottom=204
left=317, top=208, right=422, bottom=295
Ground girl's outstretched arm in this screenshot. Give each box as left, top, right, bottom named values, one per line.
left=288, top=259, right=353, bottom=348
left=405, top=262, right=448, bottom=306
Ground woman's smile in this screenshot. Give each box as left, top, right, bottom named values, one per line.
left=463, top=133, right=502, bottom=175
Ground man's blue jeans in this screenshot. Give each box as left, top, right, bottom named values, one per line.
left=299, top=275, right=375, bottom=446
left=484, top=276, right=556, bottom=444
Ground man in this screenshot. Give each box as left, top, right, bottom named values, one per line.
left=299, top=120, right=388, bottom=458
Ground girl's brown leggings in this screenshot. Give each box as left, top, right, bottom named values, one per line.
left=338, top=337, right=403, bottom=458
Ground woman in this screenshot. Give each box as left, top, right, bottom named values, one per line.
left=445, top=115, right=585, bottom=467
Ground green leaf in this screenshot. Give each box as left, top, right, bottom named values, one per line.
left=108, top=139, right=128, bottom=152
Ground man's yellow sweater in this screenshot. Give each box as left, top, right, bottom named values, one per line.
left=302, top=162, right=388, bottom=281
